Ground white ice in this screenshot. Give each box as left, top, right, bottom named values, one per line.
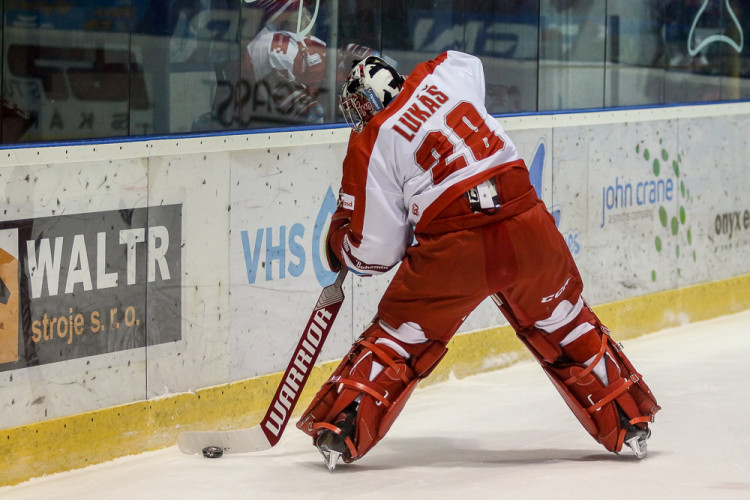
left=3, top=309, right=750, bottom=500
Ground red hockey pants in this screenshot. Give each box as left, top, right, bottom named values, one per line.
left=378, top=200, right=584, bottom=344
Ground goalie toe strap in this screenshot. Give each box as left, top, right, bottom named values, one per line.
left=358, top=340, right=411, bottom=384
left=584, top=374, right=639, bottom=414
left=628, top=415, right=655, bottom=425
left=334, top=376, right=392, bottom=408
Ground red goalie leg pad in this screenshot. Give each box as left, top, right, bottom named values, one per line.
left=297, top=323, right=447, bottom=462
left=521, top=324, right=661, bottom=453
left=492, top=295, right=660, bottom=454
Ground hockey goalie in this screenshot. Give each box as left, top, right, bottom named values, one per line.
left=297, top=51, right=660, bottom=471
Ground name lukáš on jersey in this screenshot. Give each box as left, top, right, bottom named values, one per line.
left=393, top=84, right=449, bottom=142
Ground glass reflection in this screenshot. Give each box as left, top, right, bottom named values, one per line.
left=539, top=0, right=606, bottom=111
left=1, top=0, right=749, bottom=145
left=3, top=1, right=144, bottom=142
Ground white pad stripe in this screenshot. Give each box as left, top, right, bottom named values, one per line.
left=379, top=320, right=429, bottom=345
left=585, top=353, right=609, bottom=386
left=375, top=337, right=410, bottom=359
left=368, top=362, right=384, bottom=381
left=534, top=298, right=584, bottom=333
left=559, top=322, right=595, bottom=347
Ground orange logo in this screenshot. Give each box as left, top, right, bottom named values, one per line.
left=0, top=242, right=19, bottom=364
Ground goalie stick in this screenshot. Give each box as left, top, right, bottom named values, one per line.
left=177, top=268, right=348, bottom=455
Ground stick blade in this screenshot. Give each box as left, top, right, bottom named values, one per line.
left=177, top=425, right=271, bottom=455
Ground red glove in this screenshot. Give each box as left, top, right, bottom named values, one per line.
left=326, top=207, right=351, bottom=272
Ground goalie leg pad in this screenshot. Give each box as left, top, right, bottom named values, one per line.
left=520, top=320, right=660, bottom=453
left=297, top=322, right=447, bottom=462
left=493, top=294, right=660, bottom=453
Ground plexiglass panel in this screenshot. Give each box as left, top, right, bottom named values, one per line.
left=2, top=0, right=750, bottom=144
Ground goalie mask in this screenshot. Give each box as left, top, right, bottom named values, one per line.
left=340, top=56, right=404, bottom=133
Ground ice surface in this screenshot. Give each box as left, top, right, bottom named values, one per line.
left=3, top=309, right=750, bottom=499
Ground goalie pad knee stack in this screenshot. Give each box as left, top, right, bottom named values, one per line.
left=297, top=323, right=447, bottom=463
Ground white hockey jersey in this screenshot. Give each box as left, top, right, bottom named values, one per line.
left=337, top=51, right=523, bottom=275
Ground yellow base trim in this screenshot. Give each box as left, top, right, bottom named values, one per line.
left=3, top=274, right=749, bottom=487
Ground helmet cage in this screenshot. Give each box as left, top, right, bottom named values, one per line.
left=339, top=89, right=382, bottom=133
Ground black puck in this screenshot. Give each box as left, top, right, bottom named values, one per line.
left=202, top=446, right=224, bottom=458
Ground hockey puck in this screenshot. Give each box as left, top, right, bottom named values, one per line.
left=202, top=446, right=224, bottom=459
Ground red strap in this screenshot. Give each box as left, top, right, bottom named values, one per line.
left=344, top=436, right=358, bottom=458
left=628, top=415, right=654, bottom=425
left=337, top=378, right=392, bottom=408
left=586, top=377, right=635, bottom=414
left=313, top=422, right=342, bottom=434
left=359, top=340, right=411, bottom=384
left=564, top=336, right=608, bottom=386
left=312, top=422, right=359, bottom=459
left=616, top=428, right=627, bottom=452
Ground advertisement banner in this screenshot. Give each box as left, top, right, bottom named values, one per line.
left=0, top=205, right=182, bottom=371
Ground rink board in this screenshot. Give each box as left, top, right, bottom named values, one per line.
left=2, top=103, right=750, bottom=485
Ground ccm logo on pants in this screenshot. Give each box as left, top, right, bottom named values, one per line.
left=542, top=277, right=572, bottom=303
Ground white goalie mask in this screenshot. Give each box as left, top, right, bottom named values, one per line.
left=339, top=56, right=404, bottom=133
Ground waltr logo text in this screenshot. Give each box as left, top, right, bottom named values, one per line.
left=0, top=205, right=182, bottom=371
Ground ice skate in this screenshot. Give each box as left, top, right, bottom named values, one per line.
left=314, top=405, right=357, bottom=472
left=623, top=425, right=650, bottom=458
left=619, top=408, right=651, bottom=458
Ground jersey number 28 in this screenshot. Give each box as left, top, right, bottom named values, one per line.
left=414, top=101, right=505, bottom=184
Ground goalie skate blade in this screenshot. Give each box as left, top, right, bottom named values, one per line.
left=624, top=435, right=648, bottom=459
left=318, top=447, right=342, bottom=472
